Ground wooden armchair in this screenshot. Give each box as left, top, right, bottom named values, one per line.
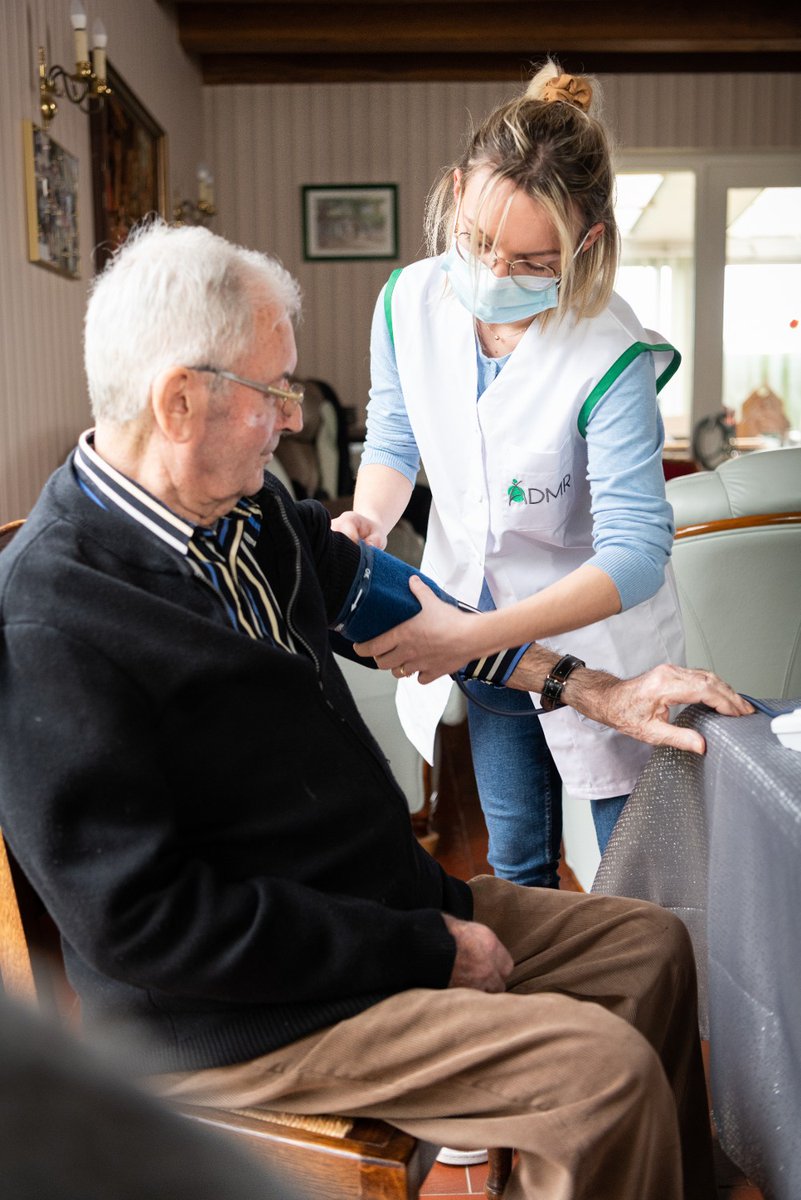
left=0, top=825, right=439, bottom=1200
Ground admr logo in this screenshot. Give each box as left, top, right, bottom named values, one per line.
left=506, top=475, right=571, bottom=506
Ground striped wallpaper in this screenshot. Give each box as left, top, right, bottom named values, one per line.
left=204, top=73, right=801, bottom=434
left=2, top=9, right=799, bottom=520
left=0, top=0, right=203, bottom=522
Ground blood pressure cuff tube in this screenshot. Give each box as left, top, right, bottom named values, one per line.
left=331, top=543, right=529, bottom=687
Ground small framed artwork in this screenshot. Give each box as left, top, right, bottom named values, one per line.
left=89, top=63, right=167, bottom=271
left=23, top=120, right=80, bottom=279
left=302, top=184, right=398, bottom=261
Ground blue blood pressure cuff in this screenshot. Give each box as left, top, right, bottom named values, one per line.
left=331, top=542, right=529, bottom=687
left=332, top=543, right=461, bottom=642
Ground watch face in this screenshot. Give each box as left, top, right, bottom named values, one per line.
left=542, top=655, right=585, bottom=710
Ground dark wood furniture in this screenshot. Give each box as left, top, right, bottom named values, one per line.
left=0, top=519, right=25, bottom=551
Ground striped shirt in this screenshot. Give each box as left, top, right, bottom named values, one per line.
left=74, top=430, right=295, bottom=651
left=74, top=430, right=524, bottom=685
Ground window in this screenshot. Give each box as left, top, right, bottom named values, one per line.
left=615, top=171, right=695, bottom=438
left=614, top=153, right=801, bottom=445
left=724, top=187, right=801, bottom=434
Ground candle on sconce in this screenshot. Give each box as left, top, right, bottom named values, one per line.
left=91, top=19, right=107, bottom=85
left=70, top=0, right=89, bottom=68
left=197, top=165, right=215, bottom=210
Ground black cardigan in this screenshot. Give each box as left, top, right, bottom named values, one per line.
left=0, top=462, right=471, bottom=1072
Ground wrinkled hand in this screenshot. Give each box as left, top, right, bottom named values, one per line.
left=354, top=576, right=477, bottom=684
left=442, top=913, right=514, bottom=993
left=573, top=662, right=754, bottom=755
left=330, top=510, right=387, bottom=549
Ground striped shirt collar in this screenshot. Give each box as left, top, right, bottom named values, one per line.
left=75, top=429, right=195, bottom=554
left=74, top=428, right=258, bottom=554
left=74, top=430, right=291, bottom=648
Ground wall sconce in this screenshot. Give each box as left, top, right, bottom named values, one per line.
left=173, top=165, right=217, bottom=227
left=39, top=0, right=111, bottom=126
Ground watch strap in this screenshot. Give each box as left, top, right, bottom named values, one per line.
left=540, top=653, right=586, bottom=712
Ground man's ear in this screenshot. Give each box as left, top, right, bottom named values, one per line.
left=151, top=367, right=206, bottom=444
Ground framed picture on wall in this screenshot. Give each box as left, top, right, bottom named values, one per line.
left=89, top=64, right=167, bottom=271
left=302, top=184, right=398, bottom=261
left=23, top=120, right=80, bottom=279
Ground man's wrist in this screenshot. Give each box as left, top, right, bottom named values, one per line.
left=506, top=644, right=620, bottom=723
left=561, top=666, right=619, bottom=722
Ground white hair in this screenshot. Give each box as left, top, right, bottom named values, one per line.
left=84, top=219, right=302, bottom=424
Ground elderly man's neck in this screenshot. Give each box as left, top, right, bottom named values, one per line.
left=93, top=420, right=232, bottom=528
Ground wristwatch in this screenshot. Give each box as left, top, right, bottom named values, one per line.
left=540, top=654, right=586, bottom=712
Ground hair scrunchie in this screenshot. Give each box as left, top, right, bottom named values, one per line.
left=542, top=73, right=593, bottom=112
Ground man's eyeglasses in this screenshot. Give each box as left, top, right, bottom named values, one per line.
left=193, top=367, right=304, bottom=416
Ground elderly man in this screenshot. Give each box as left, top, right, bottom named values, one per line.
left=0, top=222, right=748, bottom=1200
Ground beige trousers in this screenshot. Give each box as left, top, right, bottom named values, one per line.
left=154, top=878, right=715, bottom=1200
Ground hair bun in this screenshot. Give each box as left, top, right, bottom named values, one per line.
left=542, top=73, right=593, bottom=112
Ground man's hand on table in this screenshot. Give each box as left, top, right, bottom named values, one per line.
left=507, top=648, right=753, bottom=755
left=442, top=914, right=513, bottom=993
left=564, top=663, right=753, bottom=754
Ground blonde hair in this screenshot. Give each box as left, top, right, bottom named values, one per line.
left=424, top=59, right=619, bottom=325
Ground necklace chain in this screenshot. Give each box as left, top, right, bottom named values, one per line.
left=477, top=319, right=530, bottom=353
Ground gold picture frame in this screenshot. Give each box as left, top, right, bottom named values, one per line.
left=23, top=120, right=80, bottom=280
left=89, top=63, right=167, bottom=271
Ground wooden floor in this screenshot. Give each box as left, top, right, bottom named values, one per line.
left=423, top=722, right=765, bottom=1200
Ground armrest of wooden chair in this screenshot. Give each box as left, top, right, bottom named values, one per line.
left=176, top=1105, right=438, bottom=1200
left=0, top=519, right=26, bottom=552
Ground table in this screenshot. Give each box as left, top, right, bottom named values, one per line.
left=592, top=702, right=801, bottom=1200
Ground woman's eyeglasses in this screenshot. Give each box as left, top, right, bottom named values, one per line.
left=454, top=230, right=559, bottom=286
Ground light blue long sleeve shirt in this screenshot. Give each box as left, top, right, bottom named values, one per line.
left=361, top=284, right=675, bottom=611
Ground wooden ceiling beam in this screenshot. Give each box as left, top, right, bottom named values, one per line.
left=199, top=49, right=801, bottom=85
left=169, top=1, right=801, bottom=83
left=175, top=2, right=801, bottom=57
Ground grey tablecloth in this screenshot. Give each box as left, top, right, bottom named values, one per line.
left=592, top=702, right=801, bottom=1200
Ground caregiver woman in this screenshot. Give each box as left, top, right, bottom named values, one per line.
left=333, top=61, right=686, bottom=888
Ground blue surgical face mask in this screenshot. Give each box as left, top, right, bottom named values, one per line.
left=442, top=242, right=560, bottom=324
left=441, top=200, right=593, bottom=325
left=442, top=242, right=560, bottom=323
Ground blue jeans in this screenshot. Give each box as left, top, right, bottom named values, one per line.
left=465, top=681, right=628, bottom=887
left=590, top=793, right=628, bottom=853
left=465, top=680, right=563, bottom=888
left=463, top=584, right=627, bottom=887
